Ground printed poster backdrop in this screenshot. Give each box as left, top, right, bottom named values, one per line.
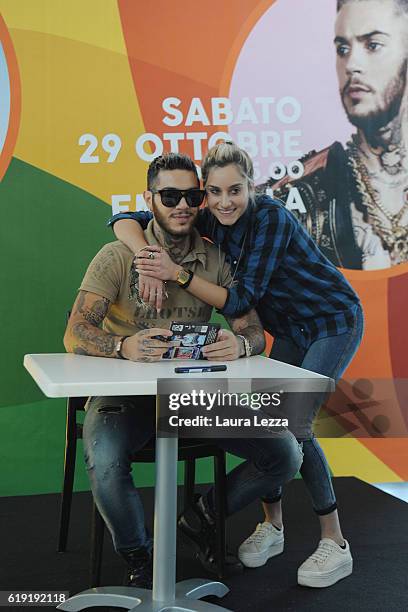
left=0, top=0, right=406, bottom=495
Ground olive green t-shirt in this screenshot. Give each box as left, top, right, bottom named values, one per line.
left=79, top=221, right=233, bottom=336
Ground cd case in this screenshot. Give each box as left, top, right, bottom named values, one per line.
left=161, top=322, right=220, bottom=360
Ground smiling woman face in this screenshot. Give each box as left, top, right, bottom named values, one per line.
left=205, top=163, right=251, bottom=226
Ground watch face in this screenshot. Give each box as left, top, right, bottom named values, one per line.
left=177, top=269, right=190, bottom=285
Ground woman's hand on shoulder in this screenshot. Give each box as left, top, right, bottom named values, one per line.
left=135, top=245, right=179, bottom=281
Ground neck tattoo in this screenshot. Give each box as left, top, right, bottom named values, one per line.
left=153, top=221, right=192, bottom=264
left=357, top=109, right=408, bottom=176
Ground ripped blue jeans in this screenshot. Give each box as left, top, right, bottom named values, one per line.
left=83, top=395, right=302, bottom=553
left=263, top=303, right=364, bottom=514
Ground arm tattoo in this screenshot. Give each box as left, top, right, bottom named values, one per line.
left=73, top=346, right=88, bottom=355
left=66, top=291, right=117, bottom=357
left=226, top=309, right=266, bottom=356
left=71, top=322, right=116, bottom=356
left=74, top=290, right=86, bottom=315
left=75, top=291, right=110, bottom=327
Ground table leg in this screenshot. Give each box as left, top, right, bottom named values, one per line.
left=152, top=432, right=178, bottom=601
left=57, top=396, right=231, bottom=612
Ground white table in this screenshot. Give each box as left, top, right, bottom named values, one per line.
left=24, top=353, right=331, bottom=612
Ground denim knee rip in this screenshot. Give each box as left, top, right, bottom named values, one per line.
left=97, top=404, right=126, bottom=414
left=84, top=448, right=123, bottom=476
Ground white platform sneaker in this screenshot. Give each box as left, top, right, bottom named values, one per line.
left=238, top=521, right=284, bottom=568
left=297, top=538, right=353, bottom=587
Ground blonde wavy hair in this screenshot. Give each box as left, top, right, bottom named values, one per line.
left=201, top=141, right=255, bottom=197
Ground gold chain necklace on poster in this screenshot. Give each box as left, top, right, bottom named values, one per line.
left=347, top=141, right=408, bottom=265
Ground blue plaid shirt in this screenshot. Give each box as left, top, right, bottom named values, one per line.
left=108, top=195, right=360, bottom=348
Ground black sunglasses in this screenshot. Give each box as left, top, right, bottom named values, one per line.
left=151, top=188, right=206, bottom=208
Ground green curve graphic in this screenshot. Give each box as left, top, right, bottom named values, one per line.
left=0, top=158, right=111, bottom=408
left=0, top=158, right=112, bottom=495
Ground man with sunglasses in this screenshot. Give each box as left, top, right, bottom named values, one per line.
left=64, top=152, right=302, bottom=589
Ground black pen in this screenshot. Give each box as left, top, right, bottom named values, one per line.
left=174, top=365, right=227, bottom=373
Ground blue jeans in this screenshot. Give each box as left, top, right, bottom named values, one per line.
left=263, top=303, right=364, bottom=514
left=83, top=395, right=302, bottom=553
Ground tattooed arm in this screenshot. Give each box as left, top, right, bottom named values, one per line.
left=64, top=290, right=173, bottom=361
left=64, top=290, right=118, bottom=357
left=201, top=309, right=265, bottom=361
left=228, top=308, right=266, bottom=356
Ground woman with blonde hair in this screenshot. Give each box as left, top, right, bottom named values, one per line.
left=108, top=142, right=363, bottom=588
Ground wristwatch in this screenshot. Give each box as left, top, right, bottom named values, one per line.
left=115, top=335, right=129, bottom=359
left=236, top=334, right=252, bottom=358
left=176, top=267, right=194, bottom=289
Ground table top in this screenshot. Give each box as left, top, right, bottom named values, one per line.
left=23, top=353, right=331, bottom=398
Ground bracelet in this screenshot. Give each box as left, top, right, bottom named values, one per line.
left=236, top=334, right=251, bottom=357
left=115, top=336, right=129, bottom=359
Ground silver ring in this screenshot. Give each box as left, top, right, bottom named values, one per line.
left=148, top=252, right=155, bottom=260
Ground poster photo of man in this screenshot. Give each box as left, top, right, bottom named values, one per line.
left=230, top=0, right=408, bottom=270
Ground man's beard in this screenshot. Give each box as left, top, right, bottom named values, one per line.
left=341, top=59, right=407, bottom=135
left=152, top=201, right=196, bottom=237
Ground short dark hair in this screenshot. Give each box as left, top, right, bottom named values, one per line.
left=337, top=0, right=408, bottom=14
left=147, top=153, right=199, bottom=190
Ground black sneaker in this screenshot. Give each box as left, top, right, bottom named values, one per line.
left=178, top=494, right=243, bottom=577
left=120, top=546, right=153, bottom=589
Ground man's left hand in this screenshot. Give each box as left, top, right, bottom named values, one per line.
left=201, top=329, right=241, bottom=361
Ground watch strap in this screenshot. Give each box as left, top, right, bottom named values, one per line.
left=183, top=270, right=194, bottom=289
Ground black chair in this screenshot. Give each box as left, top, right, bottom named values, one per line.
left=57, top=395, right=228, bottom=586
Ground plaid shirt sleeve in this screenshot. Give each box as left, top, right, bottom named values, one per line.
left=219, top=206, right=294, bottom=317
left=107, top=211, right=153, bottom=229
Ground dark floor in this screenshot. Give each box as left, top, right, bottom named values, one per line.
left=0, top=478, right=407, bottom=611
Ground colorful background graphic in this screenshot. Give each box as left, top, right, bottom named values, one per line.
left=0, top=0, right=406, bottom=496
